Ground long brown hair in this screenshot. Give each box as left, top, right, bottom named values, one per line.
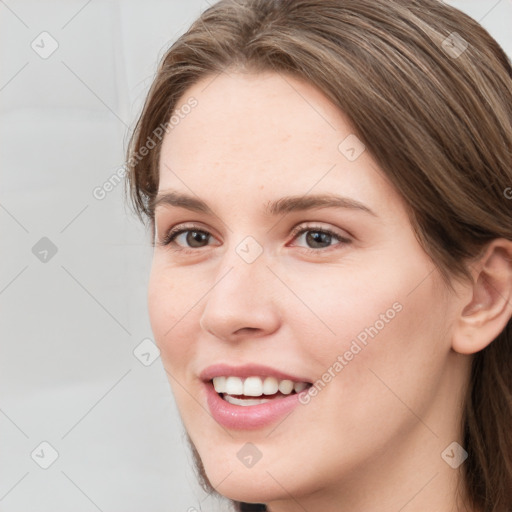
left=125, top=1, right=512, bottom=510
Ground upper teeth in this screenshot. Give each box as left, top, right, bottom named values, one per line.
left=212, top=376, right=309, bottom=396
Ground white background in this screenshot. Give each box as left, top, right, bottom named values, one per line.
left=1, top=1, right=511, bottom=511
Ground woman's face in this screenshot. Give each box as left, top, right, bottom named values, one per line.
left=149, top=71, right=467, bottom=506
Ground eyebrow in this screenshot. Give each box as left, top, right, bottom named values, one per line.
left=151, top=191, right=377, bottom=217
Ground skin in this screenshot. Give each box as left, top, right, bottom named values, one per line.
left=147, top=70, right=512, bottom=511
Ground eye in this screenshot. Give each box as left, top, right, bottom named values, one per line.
left=158, top=224, right=215, bottom=251
left=288, top=224, right=351, bottom=253
left=158, top=221, right=351, bottom=256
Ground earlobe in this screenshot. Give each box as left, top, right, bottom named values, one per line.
left=452, top=239, right=512, bottom=355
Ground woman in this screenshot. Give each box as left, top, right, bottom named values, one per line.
left=125, top=0, right=512, bottom=510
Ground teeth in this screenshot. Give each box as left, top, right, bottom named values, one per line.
left=225, top=376, right=244, bottom=395
left=244, top=376, right=263, bottom=396
left=213, top=376, right=226, bottom=393
left=278, top=379, right=294, bottom=394
left=212, top=375, right=309, bottom=397
left=224, top=395, right=272, bottom=406
left=262, top=376, right=278, bottom=395
left=294, top=381, right=308, bottom=393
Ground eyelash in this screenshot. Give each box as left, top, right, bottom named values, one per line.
left=157, top=223, right=351, bottom=255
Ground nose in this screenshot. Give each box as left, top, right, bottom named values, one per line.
left=199, top=250, right=281, bottom=343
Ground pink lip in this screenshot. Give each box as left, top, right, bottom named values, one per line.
left=199, top=363, right=311, bottom=383
left=203, top=380, right=307, bottom=430
left=200, top=363, right=311, bottom=430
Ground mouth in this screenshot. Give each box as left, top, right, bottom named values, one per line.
left=211, top=376, right=312, bottom=406
left=200, top=365, right=314, bottom=429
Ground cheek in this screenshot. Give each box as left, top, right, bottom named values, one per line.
left=147, top=261, right=197, bottom=370
left=318, top=259, right=450, bottom=428
left=147, top=264, right=173, bottom=340
left=277, top=253, right=417, bottom=363
left=284, top=244, right=451, bottom=412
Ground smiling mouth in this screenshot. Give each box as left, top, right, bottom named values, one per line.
left=211, top=376, right=312, bottom=406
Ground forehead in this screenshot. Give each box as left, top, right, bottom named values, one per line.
left=157, top=71, right=402, bottom=216
left=160, top=71, right=351, bottom=168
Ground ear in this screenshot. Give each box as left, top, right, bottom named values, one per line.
left=452, top=239, right=512, bottom=355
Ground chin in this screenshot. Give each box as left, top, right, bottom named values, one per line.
left=209, top=474, right=281, bottom=504
left=193, top=447, right=280, bottom=503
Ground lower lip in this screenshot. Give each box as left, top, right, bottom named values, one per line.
left=204, top=381, right=306, bottom=430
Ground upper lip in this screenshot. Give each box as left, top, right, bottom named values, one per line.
left=199, top=363, right=312, bottom=383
